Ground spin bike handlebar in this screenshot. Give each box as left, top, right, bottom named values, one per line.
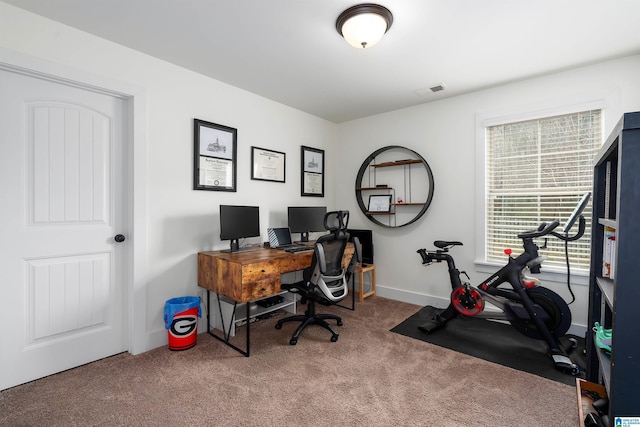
left=517, top=220, right=560, bottom=239
left=517, top=215, right=587, bottom=242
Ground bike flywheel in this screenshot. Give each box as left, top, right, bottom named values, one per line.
left=451, top=286, right=485, bottom=316
left=508, top=287, right=572, bottom=339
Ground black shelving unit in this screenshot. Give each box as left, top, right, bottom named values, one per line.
left=586, top=111, right=640, bottom=423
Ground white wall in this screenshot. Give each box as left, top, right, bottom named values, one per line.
left=3, top=1, right=640, bottom=349
left=0, top=2, right=337, bottom=350
left=336, top=54, right=640, bottom=333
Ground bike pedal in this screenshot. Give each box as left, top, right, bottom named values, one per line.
left=551, top=353, right=580, bottom=375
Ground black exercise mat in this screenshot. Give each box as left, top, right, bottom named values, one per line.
left=391, top=305, right=586, bottom=386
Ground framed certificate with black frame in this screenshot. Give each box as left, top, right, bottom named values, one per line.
left=193, top=119, right=237, bottom=192
left=301, top=145, right=324, bottom=197
left=251, top=146, right=285, bottom=183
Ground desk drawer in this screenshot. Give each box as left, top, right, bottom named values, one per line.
left=242, top=261, right=279, bottom=281
left=243, top=277, right=280, bottom=301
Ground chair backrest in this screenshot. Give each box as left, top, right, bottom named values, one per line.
left=324, top=210, right=349, bottom=237
left=307, top=210, right=360, bottom=302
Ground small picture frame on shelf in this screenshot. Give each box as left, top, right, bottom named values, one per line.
left=368, top=194, right=392, bottom=212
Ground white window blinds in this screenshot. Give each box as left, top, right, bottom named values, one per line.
left=486, top=110, right=601, bottom=271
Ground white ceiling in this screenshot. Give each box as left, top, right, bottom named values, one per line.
left=5, top=0, right=640, bottom=123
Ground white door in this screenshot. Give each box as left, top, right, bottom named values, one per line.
left=0, top=68, right=129, bottom=390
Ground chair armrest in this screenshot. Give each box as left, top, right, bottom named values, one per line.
left=345, top=237, right=362, bottom=282
left=314, top=243, right=327, bottom=273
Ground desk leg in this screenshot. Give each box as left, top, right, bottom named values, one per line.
left=336, top=273, right=355, bottom=311
left=206, top=289, right=211, bottom=332
left=206, top=290, right=251, bottom=357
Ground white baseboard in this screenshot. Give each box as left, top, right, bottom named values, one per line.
left=375, top=285, right=449, bottom=308
left=147, top=328, right=168, bottom=351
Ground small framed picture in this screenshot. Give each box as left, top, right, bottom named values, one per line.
left=251, top=146, right=286, bottom=183
left=368, top=194, right=392, bottom=212
left=301, top=146, right=324, bottom=197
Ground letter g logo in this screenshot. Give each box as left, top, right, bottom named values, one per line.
left=170, top=314, right=197, bottom=337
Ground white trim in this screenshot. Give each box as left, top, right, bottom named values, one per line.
left=128, top=85, right=149, bottom=355
left=0, top=47, right=149, bottom=355
left=473, top=261, right=589, bottom=286
left=474, top=91, right=617, bottom=265
left=376, top=285, right=449, bottom=309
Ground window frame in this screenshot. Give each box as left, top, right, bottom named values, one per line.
left=474, top=100, right=607, bottom=285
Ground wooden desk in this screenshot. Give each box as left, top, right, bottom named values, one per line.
left=198, top=247, right=316, bottom=302
left=198, top=244, right=354, bottom=355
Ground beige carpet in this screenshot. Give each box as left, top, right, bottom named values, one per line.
left=0, top=297, right=579, bottom=426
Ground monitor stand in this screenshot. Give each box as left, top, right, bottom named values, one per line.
left=222, top=239, right=241, bottom=253
left=294, top=232, right=322, bottom=246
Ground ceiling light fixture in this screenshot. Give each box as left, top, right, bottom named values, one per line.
left=336, top=4, right=393, bottom=49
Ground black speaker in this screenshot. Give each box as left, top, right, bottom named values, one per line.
left=347, top=229, right=373, bottom=264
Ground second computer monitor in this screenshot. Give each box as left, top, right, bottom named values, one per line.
left=288, top=206, right=327, bottom=242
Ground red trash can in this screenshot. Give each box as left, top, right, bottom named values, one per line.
left=164, top=296, right=201, bottom=350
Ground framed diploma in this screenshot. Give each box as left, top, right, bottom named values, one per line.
left=368, top=194, right=392, bottom=212
left=251, top=146, right=286, bottom=183
left=193, top=119, right=237, bottom=192
left=301, top=146, right=324, bottom=197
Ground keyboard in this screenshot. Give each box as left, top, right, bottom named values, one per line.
left=284, top=246, right=313, bottom=253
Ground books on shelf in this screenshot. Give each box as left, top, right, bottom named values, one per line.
left=602, top=225, right=616, bottom=279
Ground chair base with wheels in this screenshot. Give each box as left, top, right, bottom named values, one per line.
left=275, top=297, right=343, bottom=345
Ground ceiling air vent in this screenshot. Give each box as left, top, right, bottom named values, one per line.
left=413, top=84, right=447, bottom=98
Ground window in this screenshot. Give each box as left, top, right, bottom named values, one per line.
left=485, top=110, right=601, bottom=272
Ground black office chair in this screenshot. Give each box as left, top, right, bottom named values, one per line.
left=276, top=210, right=361, bottom=345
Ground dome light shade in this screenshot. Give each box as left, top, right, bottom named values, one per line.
left=336, top=4, right=393, bottom=49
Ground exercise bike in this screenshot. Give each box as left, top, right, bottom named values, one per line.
left=416, top=193, right=590, bottom=375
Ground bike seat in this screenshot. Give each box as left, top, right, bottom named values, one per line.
left=434, top=240, right=463, bottom=249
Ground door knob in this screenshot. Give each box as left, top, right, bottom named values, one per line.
left=114, top=234, right=126, bottom=243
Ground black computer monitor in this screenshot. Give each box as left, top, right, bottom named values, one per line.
left=287, top=206, right=327, bottom=242
left=220, top=205, right=260, bottom=252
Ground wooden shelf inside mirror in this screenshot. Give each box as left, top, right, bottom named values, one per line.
left=356, top=186, right=391, bottom=190
left=371, top=159, right=423, bottom=168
